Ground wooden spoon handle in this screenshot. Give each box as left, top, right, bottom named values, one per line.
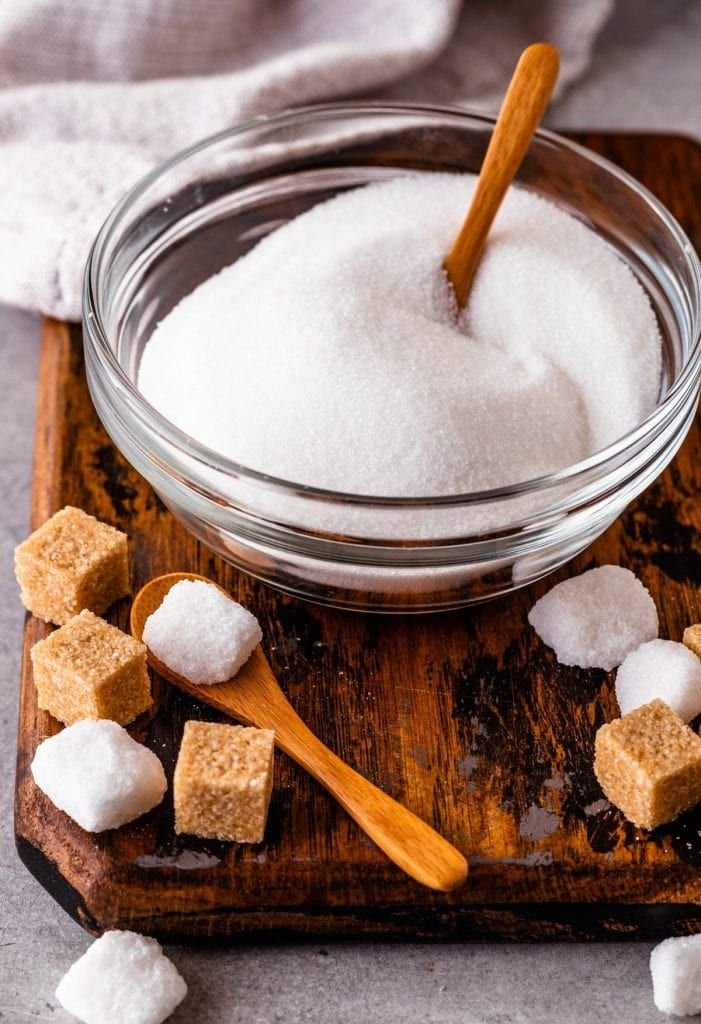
left=444, top=42, right=560, bottom=308
left=270, top=709, right=468, bottom=892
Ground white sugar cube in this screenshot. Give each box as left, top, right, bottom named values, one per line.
left=143, top=579, right=262, bottom=685
left=528, top=565, right=658, bottom=671
left=616, top=639, right=701, bottom=722
left=56, top=930, right=187, bottom=1024
left=651, top=934, right=701, bottom=1016
left=31, top=719, right=166, bottom=832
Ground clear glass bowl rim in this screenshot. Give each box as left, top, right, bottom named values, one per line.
left=83, top=100, right=701, bottom=513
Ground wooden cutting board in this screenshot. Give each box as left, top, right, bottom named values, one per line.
left=14, top=134, right=701, bottom=941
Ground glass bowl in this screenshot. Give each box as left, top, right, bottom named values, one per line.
left=83, top=103, right=701, bottom=613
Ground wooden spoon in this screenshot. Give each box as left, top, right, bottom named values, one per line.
left=131, top=572, right=468, bottom=892
left=444, top=42, right=560, bottom=308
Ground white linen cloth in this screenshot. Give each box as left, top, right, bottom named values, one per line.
left=0, top=0, right=613, bottom=321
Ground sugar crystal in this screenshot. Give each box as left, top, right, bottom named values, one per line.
left=138, top=173, right=660, bottom=499
left=684, top=624, right=701, bottom=659
left=142, top=579, right=261, bottom=684
left=31, top=719, right=166, bottom=832
left=616, top=639, right=701, bottom=722
left=528, top=565, right=658, bottom=671
left=55, top=930, right=187, bottom=1024
left=651, top=934, right=701, bottom=1016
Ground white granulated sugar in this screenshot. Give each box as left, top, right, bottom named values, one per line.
left=650, top=934, right=701, bottom=1016
left=31, top=720, right=166, bottom=833
left=55, top=930, right=187, bottom=1024
left=138, top=173, right=661, bottom=498
left=616, top=639, right=701, bottom=722
left=142, top=579, right=262, bottom=685
left=528, top=565, right=659, bottom=671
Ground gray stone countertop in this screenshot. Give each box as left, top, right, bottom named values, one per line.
left=2, top=2, right=700, bottom=1020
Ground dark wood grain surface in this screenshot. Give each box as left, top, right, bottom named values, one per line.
left=14, top=134, right=701, bottom=941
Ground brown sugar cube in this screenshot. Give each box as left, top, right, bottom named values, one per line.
left=30, top=610, right=152, bottom=726
left=15, top=506, right=130, bottom=625
left=684, top=624, right=701, bottom=660
left=174, top=721, right=274, bottom=843
left=594, top=699, right=701, bottom=829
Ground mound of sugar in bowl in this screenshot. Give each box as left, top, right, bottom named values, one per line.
left=651, top=934, right=701, bottom=1016
left=142, top=579, right=261, bottom=685
left=31, top=719, right=166, bottom=833
left=616, top=639, right=701, bottom=722
left=138, top=173, right=661, bottom=500
left=528, top=565, right=658, bottom=671
left=55, top=930, right=187, bottom=1024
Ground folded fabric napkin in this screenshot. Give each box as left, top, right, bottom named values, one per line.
left=0, top=0, right=612, bottom=321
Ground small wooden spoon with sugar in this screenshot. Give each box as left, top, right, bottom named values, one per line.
left=131, top=572, right=468, bottom=892
left=444, top=42, right=560, bottom=308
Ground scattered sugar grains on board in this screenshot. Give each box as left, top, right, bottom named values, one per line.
left=651, top=935, right=701, bottom=1017
left=31, top=719, right=166, bottom=833
left=616, top=639, right=701, bottom=722
left=142, top=579, right=262, bottom=684
left=528, top=565, right=658, bottom=671
left=55, top=930, right=187, bottom=1024
left=138, top=174, right=661, bottom=499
